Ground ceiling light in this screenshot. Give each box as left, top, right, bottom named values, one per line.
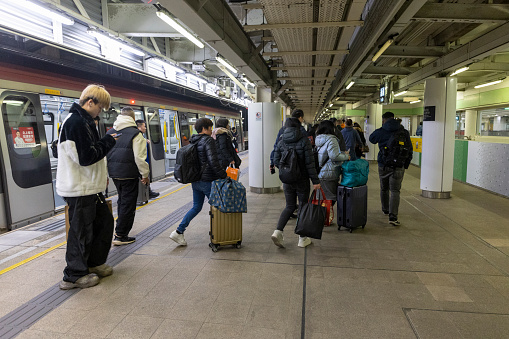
left=156, top=9, right=204, bottom=48
left=346, top=81, right=355, bottom=90
left=372, top=39, right=394, bottom=62
left=243, top=78, right=255, bottom=87
left=18, top=0, right=74, bottom=25
left=88, top=30, right=145, bottom=56
left=474, top=79, right=504, bottom=89
left=394, top=90, right=407, bottom=97
left=410, top=100, right=421, bottom=104
left=329, top=103, right=333, bottom=107
left=450, top=66, right=469, bottom=76
left=216, top=55, right=237, bottom=74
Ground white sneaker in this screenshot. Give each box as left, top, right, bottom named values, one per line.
left=271, top=230, right=285, bottom=248
left=298, top=236, right=312, bottom=248
left=170, top=230, right=187, bottom=246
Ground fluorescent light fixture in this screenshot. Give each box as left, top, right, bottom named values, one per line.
left=474, top=79, right=503, bottom=89
left=450, top=66, right=469, bottom=76
left=394, top=90, right=407, bottom=97
left=88, top=30, right=145, bottom=56
left=372, top=39, right=394, bottom=62
left=329, top=103, right=333, bottom=107
left=410, top=100, right=421, bottom=104
left=3, top=100, right=24, bottom=105
left=216, top=55, right=237, bottom=74
left=156, top=10, right=204, bottom=49
left=346, top=81, right=355, bottom=90
left=243, top=78, right=255, bottom=87
left=18, top=0, right=74, bottom=25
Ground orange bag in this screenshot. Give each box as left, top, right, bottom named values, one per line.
left=312, top=188, right=334, bottom=226
left=226, top=166, right=239, bottom=181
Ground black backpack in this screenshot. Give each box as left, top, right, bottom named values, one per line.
left=174, top=143, right=205, bottom=184
left=382, top=128, right=411, bottom=169
left=279, top=142, right=301, bottom=184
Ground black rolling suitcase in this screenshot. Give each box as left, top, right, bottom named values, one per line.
left=136, top=182, right=149, bottom=206
left=337, top=185, right=367, bottom=233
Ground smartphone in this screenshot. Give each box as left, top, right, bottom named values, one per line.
left=111, top=133, right=122, bottom=138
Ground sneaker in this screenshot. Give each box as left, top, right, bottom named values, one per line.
left=59, top=273, right=99, bottom=290
left=298, top=236, right=312, bottom=248
left=382, top=210, right=389, bottom=216
left=271, top=230, right=285, bottom=248
left=112, top=235, right=136, bottom=246
left=149, top=191, right=160, bottom=199
left=89, top=264, right=113, bottom=277
left=169, top=230, right=187, bottom=246
left=389, top=218, right=401, bottom=226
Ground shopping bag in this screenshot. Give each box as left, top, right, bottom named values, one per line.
left=209, top=178, right=247, bottom=213
left=340, top=159, right=369, bottom=187
left=226, top=165, right=239, bottom=181
left=312, top=188, right=334, bottom=226
left=295, top=190, right=326, bottom=239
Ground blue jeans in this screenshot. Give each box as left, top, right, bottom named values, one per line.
left=177, top=181, right=211, bottom=233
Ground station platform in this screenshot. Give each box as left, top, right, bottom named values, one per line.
left=1, top=153, right=509, bottom=339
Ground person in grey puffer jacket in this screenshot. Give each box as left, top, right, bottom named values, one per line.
left=272, top=117, right=321, bottom=249
left=315, top=120, right=350, bottom=203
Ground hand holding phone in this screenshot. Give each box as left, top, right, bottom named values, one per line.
left=110, top=133, right=122, bottom=140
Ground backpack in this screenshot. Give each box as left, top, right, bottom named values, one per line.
left=382, top=128, right=411, bottom=169
left=278, top=142, right=301, bottom=184
left=174, top=143, right=205, bottom=184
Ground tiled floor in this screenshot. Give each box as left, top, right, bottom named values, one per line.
left=1, top=155, right=509, bottom=338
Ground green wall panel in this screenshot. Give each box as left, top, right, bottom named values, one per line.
left=453, top=140, right=468, bottom=182
left=345, top=109, right=366, bottom=116
left=457, top=87, right=509, bottom=110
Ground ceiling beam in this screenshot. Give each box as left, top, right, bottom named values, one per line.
left=278, top=77, right=335, bottom=81
left=261, top=37, right=275, bottom=42
left=243, top=21, right=364, bottom=32
left=352, top=79, right=381, bottom=85
left=413, top=3, right=509, bottom=24
left=465, top=62, right=509, bottom=72
left=271, top=66, right=340, bottom=70
left=362, top=66, right=414, bottom=76
left=276, top=81, right=291, bottom=97
left=380, top=46, right=446, bottom=58
left=264, top=50, right=348, bottom=57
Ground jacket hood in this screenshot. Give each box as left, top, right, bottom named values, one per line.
left=282, top=126, right=303, bottom=144
left=113, top=115, right=137, bottom=131
left=315, top=134, right=337, bottom=148
left=212, top=127, right=232, bottom=140
left=190, top=133, right=208, bottom=143
left=382, top=118, right=402, bottom=132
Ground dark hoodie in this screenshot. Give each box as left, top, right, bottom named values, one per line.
left=190, top=133, right=227, bottom=182
left=369, top=118, right=412, bottom=168
left=273, top=126, right=319, bottom=185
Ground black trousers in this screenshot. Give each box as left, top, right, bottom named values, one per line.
left=277, top=179, right=310, bottom=231
left=113, top=178, right=139, bottom=237
left=64, top=193, right=114, bottom=282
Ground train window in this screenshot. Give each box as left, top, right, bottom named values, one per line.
left=147, top=108, right=161, bottom=144
left=179, top=112, right=198, bottom=146
left=160, top=109, right=178, bottom=154
left=479, top=108, right=509, bottom=137
left=2, top=95, right=42, bottom=158
left=101, top=106, right=118, bottom=132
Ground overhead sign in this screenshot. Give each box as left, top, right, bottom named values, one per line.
left=423, top=106, right=436, bottom=121
left=12, top=127, right=36, bottom=148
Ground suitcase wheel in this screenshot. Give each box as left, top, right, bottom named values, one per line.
left=362, top=225, right=365, bottom=229
left=209, top=243, right=219, bottom=252
left=235, top=241, right=242, bottom=249
left=349, top=228, right=353, bottom=233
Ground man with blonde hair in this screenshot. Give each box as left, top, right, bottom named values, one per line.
left=107, top=107, right=150, bottom=245
left=57, top=84, right=118, bottom=290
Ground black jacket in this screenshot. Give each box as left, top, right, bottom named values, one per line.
left=369, top=118, right=413, bottom=168
left=214, top=128, right=242, bottom=169
left=106, top=126, right=141, bottom=179
left=334, top=125, right=347, bottom=152
left=190, top=133, right=227, bottom=182
left=273, top=126, right=320, bottom=185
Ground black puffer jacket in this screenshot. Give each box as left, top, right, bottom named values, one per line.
left=273, top=126, right=319, bottom=185
left=214, top=128, right=242, bottom=169
left=190, top=133, right=227, bottom=182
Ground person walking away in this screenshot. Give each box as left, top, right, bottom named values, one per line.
left=169, top=118, right=227, bottom=246
left=271, top=117, right=321, bottom=248
left=135, top=119, right=160, bottom=199
left=330, top=118, right=347, bottom=152
left=353, top=122, right=368, bottom=159
left=341, top=119, right=362, bottom=161
left=212, top=118, right=241, bottom=169
left=107, top=107, right=150, bottom=245
left=416, top=121, right=423, bottom=136
left=56, top=84, right=117, bottom=290
left=369, top=111, right=412, bottom=226
left=315, top=120, right=350, bottom=206
left=270, top=109, right=307, bottom=173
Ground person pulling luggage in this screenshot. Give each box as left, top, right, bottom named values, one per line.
left=271, top=117, right=321, bottom=248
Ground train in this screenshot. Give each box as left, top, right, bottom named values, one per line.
left=0, top=65, right=245, bottom=231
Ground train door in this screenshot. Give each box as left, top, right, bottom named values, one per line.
left=145, top=107, right=165, bottom=181
left=159, top=109, right=179, bottom=173
left=0, top=90, right=54, bottom=230
left=102, top=104, right=120, bottom=196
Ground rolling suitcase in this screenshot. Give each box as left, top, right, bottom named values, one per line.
left=209, top=206, right=242, bottom=252
left=337, top=185, right=367, bottom=233
left=137, top=182, right=149, bottom=206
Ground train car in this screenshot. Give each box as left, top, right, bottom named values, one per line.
left=0, top=69, right=243, bottom=231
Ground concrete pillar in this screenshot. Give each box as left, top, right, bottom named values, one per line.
left=421, top=77, right=457, bottom=199
left=249, top=87, right=281, bottom=194
left=411, top=115, right=419, bottom=136
left=464, top=110, right=477, bottom=138
left=364, top=103, right=383, bottom=161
